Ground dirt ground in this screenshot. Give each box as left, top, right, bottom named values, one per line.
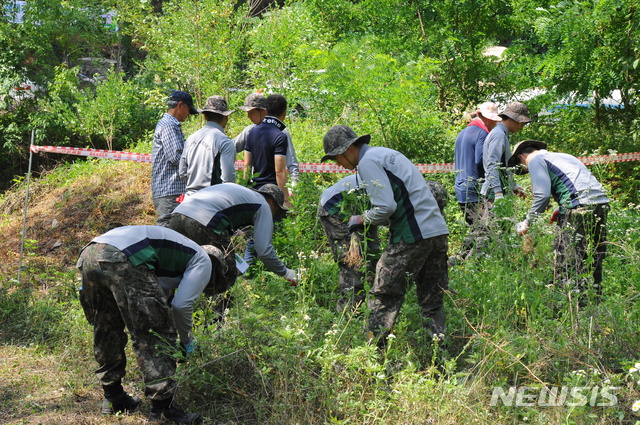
left=0, top=345, right=153, bottom=425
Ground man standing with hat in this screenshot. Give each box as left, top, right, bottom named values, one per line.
left=179, top=95, right=236, bottom=196
left=451, top=102, right=502, bottom=264
left=481, top=101, right=531, bottom=201
left=234, top=93, right=268, bottom=153
left=152, top=90, right=199, bottom=226
left=454, top=102, right=501, bottom=221
left=509, top=140, right=610, bottom=298
left=321, top=125, right=450, bottom=346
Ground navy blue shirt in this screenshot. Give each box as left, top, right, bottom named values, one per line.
left=245, top=117, right=288, bottom=188
left=454, top=120, right=488, bottom=204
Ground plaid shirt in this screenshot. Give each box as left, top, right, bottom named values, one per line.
left=152, top=113, right=187, bottom=198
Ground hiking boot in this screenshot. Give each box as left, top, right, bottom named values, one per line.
left=149, top=406, right=202, bottom=424
left=101, top=393, right=142, bottom=415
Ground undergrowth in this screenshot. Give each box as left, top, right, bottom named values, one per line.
left=1, top=163, right=640, bottom=424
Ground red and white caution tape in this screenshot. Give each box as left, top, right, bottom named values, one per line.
left=30, top=145, right=640, bottom=174
left=578, top=151, right=640, bottom=165
left=30, top=145, right=153, bottom=163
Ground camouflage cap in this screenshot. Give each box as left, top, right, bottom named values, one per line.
left=198, top=95, right=235, bottom=116
left=507, top=139, right=547, bottom=173
left=256, top=184, right=288, bottom=212
left=426, top=180, right=449, bottom=213
left=321, top=125, right=371, bottom=162
left=239, top=92, right=267, bottom=112
left=500, top=102, right=531, bottom=123
left=201, top=245, right=225, bottom=264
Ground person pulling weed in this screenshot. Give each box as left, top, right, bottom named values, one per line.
left=77, top=225, right=218, bottom=424
left=169, top=183, right=298, bottom=287
left=321, top=125, right=450, bottom=346
left=509, top=140, right=610, bottom=300
left=318, top=174, right=380, bottom=312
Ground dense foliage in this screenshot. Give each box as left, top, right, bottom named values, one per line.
left=0, top=0, right=638, bottom=195
left=1, top=1, right=640, bottom=422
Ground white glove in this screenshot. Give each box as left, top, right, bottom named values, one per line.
left=494, top=191, right=504, bottom=200
left=284, top=268, right=298, bottom=286
left=515, top=220, right=529, bottom=236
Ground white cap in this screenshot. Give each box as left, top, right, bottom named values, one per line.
left=477, top=102, right=502, bottom=121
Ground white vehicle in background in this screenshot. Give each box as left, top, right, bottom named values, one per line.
left=8, top=79, right=44, bottom=100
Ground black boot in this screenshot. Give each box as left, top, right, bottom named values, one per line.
left=101, top=392, right=142, bottom=415
left=150, top=398, right=202, bottom=424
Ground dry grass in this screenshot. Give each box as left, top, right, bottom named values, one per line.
left=0, top=345, right=151, bottom=424
left=0, top=160, right=162, bottom=423
left=0, top=161, right=156, bottom=282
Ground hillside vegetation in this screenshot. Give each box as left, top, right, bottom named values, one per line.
left=1, top=155, right=640, bottom=424
left=2, top=0, right=640, bottom=423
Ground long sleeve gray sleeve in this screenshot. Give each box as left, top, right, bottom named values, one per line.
left=252, top=205, right=288, bottom=275
left=283, top=129, right=299, bottom=183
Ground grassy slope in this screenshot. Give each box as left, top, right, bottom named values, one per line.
left=1, top=158, right=640, bottom=424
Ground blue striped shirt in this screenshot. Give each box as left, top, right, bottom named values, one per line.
left=152, top=113, right=187, bottom=198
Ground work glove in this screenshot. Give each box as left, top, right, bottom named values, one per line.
left=493, top=191, right=504, bottom=201
left=284, top=268, right=298, bottom=286
left=347, top=215, right=365, bottom=233
left=515, top=220, right=530, bottom=236
left=549, top=208, right=560, bottom=223
left=513, top=187, right=527, bottom=200
left=179, top=340, right=195, bottom=362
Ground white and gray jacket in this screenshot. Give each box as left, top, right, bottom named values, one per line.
left=180, top=121, right=236, bottom=195
left=356, top=144, right=448, bottom=244
left=173, top=183, right=288, bottom=275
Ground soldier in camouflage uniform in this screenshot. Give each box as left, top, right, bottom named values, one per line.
left=169, top=183, right=298, bottom=287
left=509, top=140, right=610, bottom=300
left=318, top=174, right=380, bottom=312
left=78, top=225, right=210, bottom=424
left=321, top=125, right=450, bottom=346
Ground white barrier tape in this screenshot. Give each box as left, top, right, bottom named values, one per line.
left=30, top=145, right=640, bottom=174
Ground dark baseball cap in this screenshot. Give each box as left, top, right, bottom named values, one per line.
left=169, top=90, right=199, bottom=115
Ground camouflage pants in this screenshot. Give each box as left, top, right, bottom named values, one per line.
left=368, top=235, right=449, bottom=339
left=153, top=195, right=180, bottom=227
left=553, top=203, right=609, bottom=294
left=168, top=213, right=238, bottom=296
left=456, top=201, right=482, bottom=259
left=317, top=204, right=379, bottom=309
left=78, top=243, right=177, bottom=401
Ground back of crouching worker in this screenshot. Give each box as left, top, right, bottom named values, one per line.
left=77, top=225, right=211, bottom=424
